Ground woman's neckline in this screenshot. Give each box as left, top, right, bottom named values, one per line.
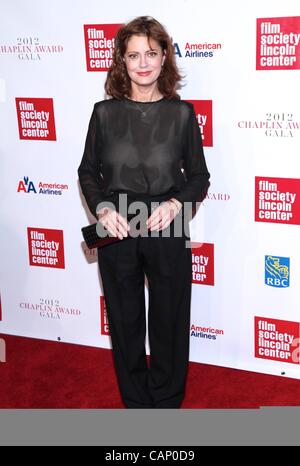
left=124, top=95, right=165, bottom=104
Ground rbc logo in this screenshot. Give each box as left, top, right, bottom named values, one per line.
left=265, top=255, right=290, bottom=288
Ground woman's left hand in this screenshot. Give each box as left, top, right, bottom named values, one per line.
left=146, top=198, right=183, bottom=232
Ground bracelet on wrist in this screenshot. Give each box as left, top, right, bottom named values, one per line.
left=167, top=199, right=181, bottom=213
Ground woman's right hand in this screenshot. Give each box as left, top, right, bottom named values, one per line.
left=97, top=207, right=130, bottom=240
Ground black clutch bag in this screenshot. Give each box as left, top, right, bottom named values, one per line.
left=81, top=217, right=152, bottom=249
left=81, top=222, right=132, bottom=249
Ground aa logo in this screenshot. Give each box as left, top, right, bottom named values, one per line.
left=265, top=255, right=290, bottom=288
left=17, top=176, right=37, bottom=194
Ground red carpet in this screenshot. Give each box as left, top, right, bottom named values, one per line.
left=1, top=333, right=300, bottom=409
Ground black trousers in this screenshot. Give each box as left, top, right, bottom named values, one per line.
left=97, top=191, right=192, bottom=408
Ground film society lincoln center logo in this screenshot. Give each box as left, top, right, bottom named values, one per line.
left=187, top=100, right=213, bottom=147
left=84, top=23, right=123, bottom=71
left=27, top=227, right=65, bottom=269
left=15, top=97, right=56, bottom=141
left=256, top=16, right=300, bottom=70
left=255, top=317, right=300, bottom=365
left=100, top=296, right=110, bottom=336
left=192, top=243, right=214, bottom=286
left=255, top=177, right=300, bottom=225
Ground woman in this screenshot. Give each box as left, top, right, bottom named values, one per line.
left=78, top=16, right=210, bottom=408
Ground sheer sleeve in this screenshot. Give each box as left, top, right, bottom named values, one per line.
left=77, top=104, right=107, bottom=219
left=172, top=104, right=210, bottom=207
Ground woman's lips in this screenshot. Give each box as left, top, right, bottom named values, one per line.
left=137, top=71, right=152, bottom=76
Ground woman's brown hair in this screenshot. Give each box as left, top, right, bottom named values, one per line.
left=104, top=16, right=184, bottom=100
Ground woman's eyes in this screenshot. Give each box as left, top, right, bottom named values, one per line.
left=128, top=52, right=157, bottom=59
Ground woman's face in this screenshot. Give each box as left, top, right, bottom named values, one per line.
left=123, top=34, right=165, bottom=90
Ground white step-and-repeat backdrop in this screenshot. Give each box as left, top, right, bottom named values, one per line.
left=1, top=0, right=300, bottom=379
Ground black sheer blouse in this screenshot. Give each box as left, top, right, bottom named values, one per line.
left=78, top=96, right=210, bottom=218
